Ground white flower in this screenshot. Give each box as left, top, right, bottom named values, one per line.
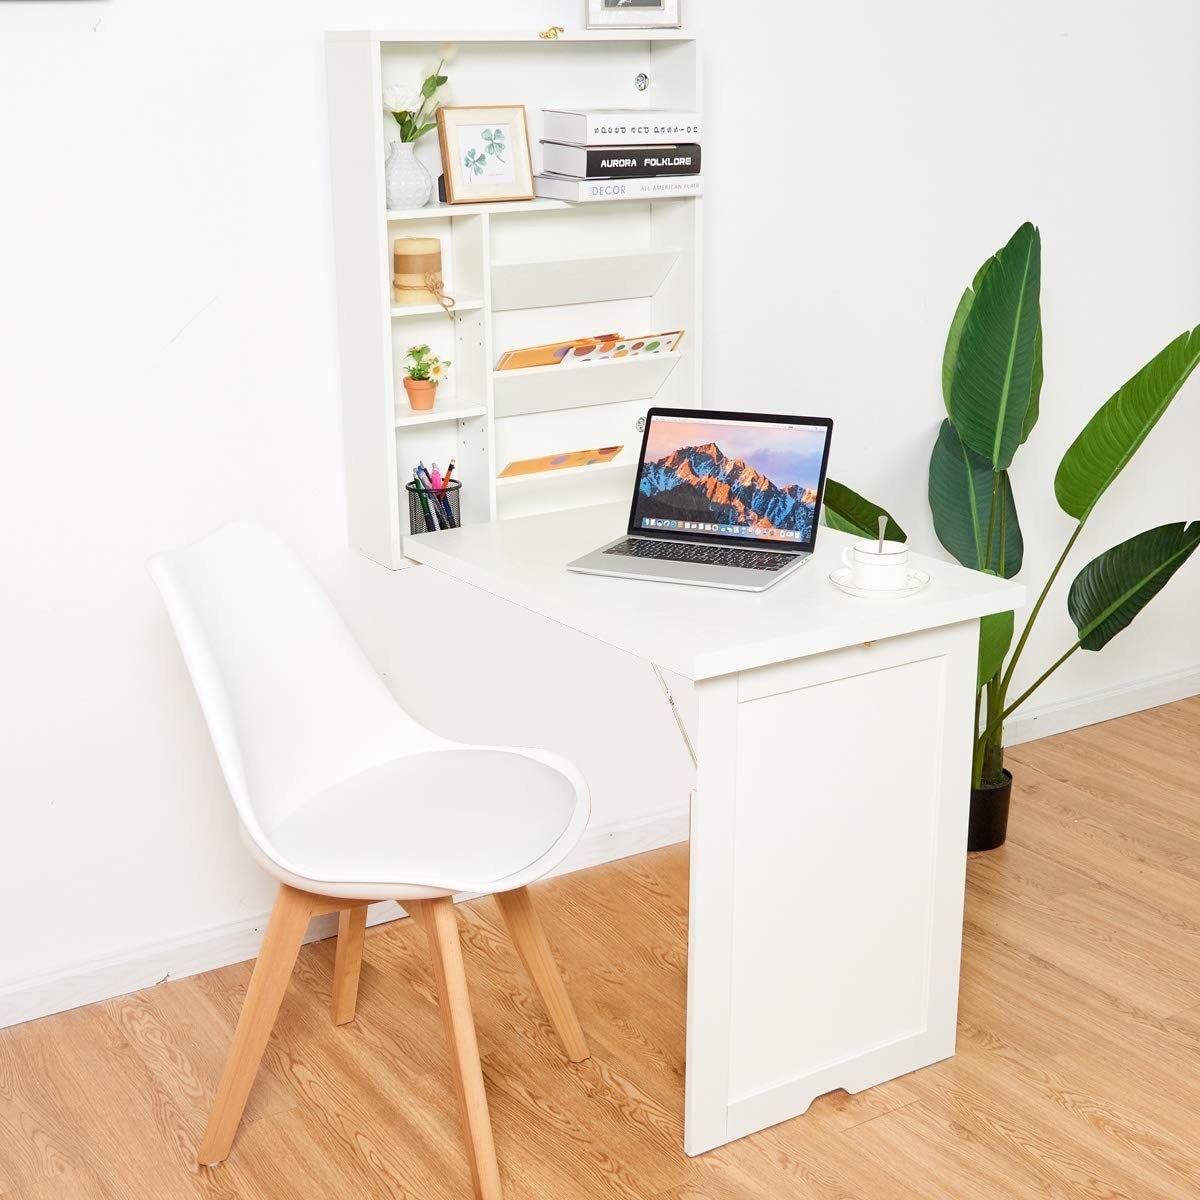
left=382, top=84, right=422, bottom=113
left=437, top=42, right=457, bottom=64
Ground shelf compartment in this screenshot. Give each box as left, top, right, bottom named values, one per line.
left=490, top=248, right=679, bottom=312
left=496, top=455, right=638, bottom=489
left=492, top=351, right=680, bottom=419
left=391, top=299, right=483, bottom=318
left=395, top=399, right=488, bottom=428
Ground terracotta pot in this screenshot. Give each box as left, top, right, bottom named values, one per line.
left=403, top=377, right=437, bottom=411
left=968, top=768, right=1012, bottom=852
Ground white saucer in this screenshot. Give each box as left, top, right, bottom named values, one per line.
left=829, top=566, right=931, bottom=599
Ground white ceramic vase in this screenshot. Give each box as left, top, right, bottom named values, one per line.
left=385, top=141, right=433, bottom=209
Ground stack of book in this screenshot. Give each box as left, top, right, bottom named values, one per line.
left=534, top=108, right=702, bottom=203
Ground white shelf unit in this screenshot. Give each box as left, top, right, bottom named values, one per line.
left=326, top=29, right=702, bottom=568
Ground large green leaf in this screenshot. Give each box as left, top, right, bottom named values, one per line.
left=822, top=478, right=906, bottom=542
left=942, top=287, right=974, bottom=413
left=978, top=609, right=1014, bottom=688
left=928, top=419, right=1023, bottom=577
left=1022, top=323, right=1043, bottom=444
left=1067, top=521, right=1200, bottom=651
left=944, top=258, right=1043, bottom=443
left=948, top=223, right=1041, bottom=469
left=1055, top=325, right=1200, bottom=522
left=941, top=257, right=995, bottom=411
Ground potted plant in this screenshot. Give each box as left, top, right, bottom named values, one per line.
left=382, top=59, right=449, bottom=209
left=402, top=344, right=449, bottom=411
left=930, top=222, right=1200, bottom=849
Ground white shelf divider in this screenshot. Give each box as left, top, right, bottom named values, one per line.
left=385, top=193, right=698, bottom=222
left=491, top=248, right=680, bottom=312
left=387, top=198, right=572, bottom=222
left=492, top=352, right=681, bottom=420
left=391, top=298, right=483, bottom=318
left=394, top=399, right=488, bottom=428
left=337, top=29, right=697, bottom=44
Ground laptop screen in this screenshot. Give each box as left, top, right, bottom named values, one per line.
left=628, top=409, right=833, bottom=551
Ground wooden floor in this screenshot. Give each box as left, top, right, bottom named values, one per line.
left=3, top=699, right=1200, bottom=1199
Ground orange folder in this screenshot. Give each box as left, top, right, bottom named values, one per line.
left=495, top=334, right=619, bottom=371
left=498, top=446, right=624, bottom=479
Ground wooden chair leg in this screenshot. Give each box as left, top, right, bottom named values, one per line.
left=409, top=897, right=503, bottom=1200
left=495, top=886, right=590, bottom=1063
left=197, top=884, right=315, bottom=1166
left=332, top=905, right=369, bottom=1025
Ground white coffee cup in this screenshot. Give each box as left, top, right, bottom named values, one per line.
left=841, top=539, right=909, bottom=591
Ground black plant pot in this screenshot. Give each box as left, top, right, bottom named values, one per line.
left=968, top=769, right=1012, bottom=852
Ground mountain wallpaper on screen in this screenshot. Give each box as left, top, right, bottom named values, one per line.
left=638, top=442, right=819, bottom=537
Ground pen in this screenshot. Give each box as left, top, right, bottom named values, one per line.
left=439, top=456, right=460, bottom=523
left=430, top=463, right=443, bottom=490
left=412, top=468, right=436, bottom=532
left=420, top=460, right=456, bottom=528
left=437, top=458, right=458, bottom=525
left=413, top=466, right=442, bottom=530
left=416, top=463, right=450, bottom=529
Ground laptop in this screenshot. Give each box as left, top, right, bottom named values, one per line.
left=567, top=407, right=834, bottom=592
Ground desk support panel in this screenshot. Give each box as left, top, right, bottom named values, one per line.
left=683, top=620, right=979, bottom=1154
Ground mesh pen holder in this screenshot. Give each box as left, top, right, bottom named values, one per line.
left=407, top=478, right=462, bottom=534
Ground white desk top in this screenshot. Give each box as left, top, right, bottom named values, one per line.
left=405, top=504, right=1025, bottom=681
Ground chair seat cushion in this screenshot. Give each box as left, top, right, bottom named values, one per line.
left=265, top=748, right=584, bottom=893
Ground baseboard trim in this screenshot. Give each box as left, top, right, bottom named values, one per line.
left=1005, top=664, right=1200, bottom=746
left=0, top=803, right=690, bottom=1032
left=9, top=664, right=1196, bottom=1034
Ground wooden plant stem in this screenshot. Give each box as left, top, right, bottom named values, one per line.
left=1000, top=522, right=1083, bottom=697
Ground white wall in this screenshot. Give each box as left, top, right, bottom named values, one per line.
left=2, top=0, right=1198, bottom=1023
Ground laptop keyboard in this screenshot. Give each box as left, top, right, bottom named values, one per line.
left=603, top=538, right=798, bottom=572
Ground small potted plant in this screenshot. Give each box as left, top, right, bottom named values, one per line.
left=402, top=344, right=449, bottom=411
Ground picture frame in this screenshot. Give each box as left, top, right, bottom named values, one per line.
left=586, top=0, right=681, bottom=29
left=436, top=105, right=535, bottom=205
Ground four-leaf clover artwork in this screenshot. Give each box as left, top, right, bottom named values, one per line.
left=482, top=127, right=506, bottom=161
left=462, top=125, right=512, bottom=179
left=443, top=113, right=528, bottom=200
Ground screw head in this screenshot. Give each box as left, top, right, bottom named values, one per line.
left=636, top=416, right=646, bottom=432
left=634, top=72, right=649, bottom=92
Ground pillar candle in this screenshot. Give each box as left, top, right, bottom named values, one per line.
left=392, top=236, right=443, bottom=305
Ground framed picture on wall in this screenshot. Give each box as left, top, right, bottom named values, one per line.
left=586, top=0, right=681, bottom=29
left=436, top=105, right=535, bottom=204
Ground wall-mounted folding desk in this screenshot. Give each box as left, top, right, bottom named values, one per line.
left=406, top=502, right=1024, bottom=1155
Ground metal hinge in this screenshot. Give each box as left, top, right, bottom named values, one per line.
left=651, top=663, right=698, bottom=769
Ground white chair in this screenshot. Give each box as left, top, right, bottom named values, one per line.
left=149, top=522, right=590, bottom=1199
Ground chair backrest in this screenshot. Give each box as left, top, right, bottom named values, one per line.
left=149, top=522, right=440, bottom=837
